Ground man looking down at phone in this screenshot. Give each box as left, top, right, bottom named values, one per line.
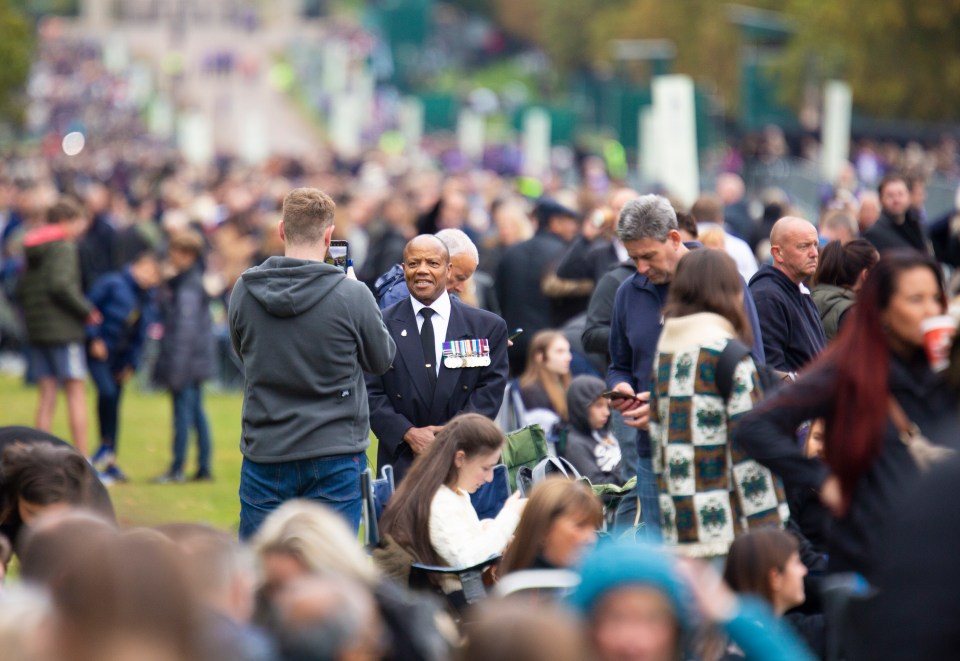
left=229, top=188, right=396, bottom=540
left=607, top=195, right=765, bottom=539
left=366, top=234, right=509, bottom=483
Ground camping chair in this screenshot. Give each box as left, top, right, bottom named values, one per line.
left=494, top=569, right=581, bottom=600
left=500, top=424, right=550, bottom=491
left=409, top=553, right=503, bottom=616
left=470, top=464, right=510, bottom=519
left=361, top=465, right=397, bottom=548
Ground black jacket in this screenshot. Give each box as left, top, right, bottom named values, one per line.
left=863, top=209, right=929, bottom=254
left=154, top=263, right=215, bottom=391
left=852, top=456, right=960, bottom=660
left=735, top=351, right=958, bottom=581
left=748, top=265, right=826, bottom=373
left=78, top=213, right=120, bottom=293
left=581, top=260, right=635, bottom=359
left=495, top=229, right=569, bottom=371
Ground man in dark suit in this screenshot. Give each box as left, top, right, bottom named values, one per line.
left=366, top=235, right=509, bottom=482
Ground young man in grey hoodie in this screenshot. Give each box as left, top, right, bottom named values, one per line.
left=229, top=188, right=396, bottom=539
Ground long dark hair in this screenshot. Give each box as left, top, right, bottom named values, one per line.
left=822, top=250, right=945, bottom=509
left=663, top=249, right=752, bottom=346
left=814, top=239, right=879, bottom=288
left=378, top=413, right=506, bottom=566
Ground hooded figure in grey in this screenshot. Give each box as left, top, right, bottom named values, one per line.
left=563, top=375, right=623, bottom=486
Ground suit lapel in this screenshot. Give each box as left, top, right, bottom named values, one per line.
left=388, top=300, right=434, bottom=404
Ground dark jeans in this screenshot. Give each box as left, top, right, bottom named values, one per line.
left=171, top=382, right=212, bottom=475
left=238, top=452, right=366, bottom=541
left=637, top=455, right=662, bottom=541
left=88, top=358, right=124, bottom=452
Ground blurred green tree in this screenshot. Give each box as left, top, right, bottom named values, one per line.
left=778, top=0, right=960, bottom=121
left=0, top=0, right=34, bottom=126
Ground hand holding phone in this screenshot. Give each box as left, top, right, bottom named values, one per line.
left=600, top=390, right=641, bottom=403
left=326, top=240, right=349, bottom=273
left=607, top=383, right=650, bottom=430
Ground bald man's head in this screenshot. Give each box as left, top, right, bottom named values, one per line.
left=403, top=234, right=450, bottom=305
left=770, top=217, right=819, bottom=284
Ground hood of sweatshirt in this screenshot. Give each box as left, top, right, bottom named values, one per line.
left=748, top=263, right=803, bottom=299
left=567, top=374, right=608, bottom=434
left=239, top=256, right=345, bottom=318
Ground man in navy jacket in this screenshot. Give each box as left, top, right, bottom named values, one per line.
left=366, top=235, right=509, bottom=482
left=748, top=216, right=826, bottom=375
left=606, top=195, right=765, bottom=538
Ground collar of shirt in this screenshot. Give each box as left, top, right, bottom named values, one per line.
left=410, top=290, right=451, bottom=375
left=410, top=289, right=452, bottom=324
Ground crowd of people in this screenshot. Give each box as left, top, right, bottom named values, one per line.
left=3, top=27, right=960, bottom=661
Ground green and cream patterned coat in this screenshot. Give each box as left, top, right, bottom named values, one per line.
left=649, top=312, right=789, bottom=558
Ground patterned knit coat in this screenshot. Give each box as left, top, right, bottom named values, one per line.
left=649, top=312, right=789, bottom=558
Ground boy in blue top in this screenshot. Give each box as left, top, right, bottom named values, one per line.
left=87, top=251, right=162, bottom=482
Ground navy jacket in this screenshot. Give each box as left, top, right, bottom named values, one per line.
left=748, top=264, right=826, bottom=374
left=86, top=267, right=155, bottom=370
left=494, top=229, right=570, bottom=365
left=154, top=263, right=215, bottom=392
left=78, top=213, right=120, bottom=293
left=366, top=296, right=509, bottom=482
left=607, top=249, right=765, bottom=457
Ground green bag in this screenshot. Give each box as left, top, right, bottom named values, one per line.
left=501, top=424, right=550, bottom=491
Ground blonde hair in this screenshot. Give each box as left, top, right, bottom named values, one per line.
left=500, top=478, right=602, bottom=574
left=252, top=500, right=379, bottom=587
left=0, top=586, right=51, bottom=661
left=281, top=188, right=336, bottom=246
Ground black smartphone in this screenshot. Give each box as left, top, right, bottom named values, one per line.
left=508, top=328, right=524, bottom=341
left=600, top=390, right=641, bottom=403
left=326, top=240, right=349, bottom=273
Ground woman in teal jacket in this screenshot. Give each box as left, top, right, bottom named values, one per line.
left=569, top=541, right=817, bottom=661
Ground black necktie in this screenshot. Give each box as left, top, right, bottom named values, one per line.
left=419, top=308, right=437, bottom=388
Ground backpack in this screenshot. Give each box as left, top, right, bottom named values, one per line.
left=715, top=339, right=782, bottom=402
left=374, top=263, right=406, bottom=308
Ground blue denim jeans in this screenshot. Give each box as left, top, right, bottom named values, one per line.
left=171, top=382, right=212, bottom=475
left=88, top=358, right=123, bottom=452
left=238, top=452, right=366, bottom=541
left=637, top=455, right=662, bottom=541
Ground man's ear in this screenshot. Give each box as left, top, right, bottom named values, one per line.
left=323, top=224, right=335, bottom=247
left=770, top=244, right=782, bottom=263
left=667, top=228, right=683, bottom=248
left=278, top=219, right=286, bottom=242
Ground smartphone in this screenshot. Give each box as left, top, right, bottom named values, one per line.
left=600, top=390, right=641, bottom=403
left=326, top=240, right=349, bottom=273
left=508, top=328, right=524, bottom=341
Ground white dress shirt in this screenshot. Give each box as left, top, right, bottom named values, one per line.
left=410, top=290, right=451, bottom=376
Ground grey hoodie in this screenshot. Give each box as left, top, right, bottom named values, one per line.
left=563, top=375, right=623, bottom=485
left=229, top=257, right=396, bottom=462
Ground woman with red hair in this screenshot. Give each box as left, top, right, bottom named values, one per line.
left=735, top=249, right=958, bottom=582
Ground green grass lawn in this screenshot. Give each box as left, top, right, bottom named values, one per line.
left=0, top=374, right=378, bottom=533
